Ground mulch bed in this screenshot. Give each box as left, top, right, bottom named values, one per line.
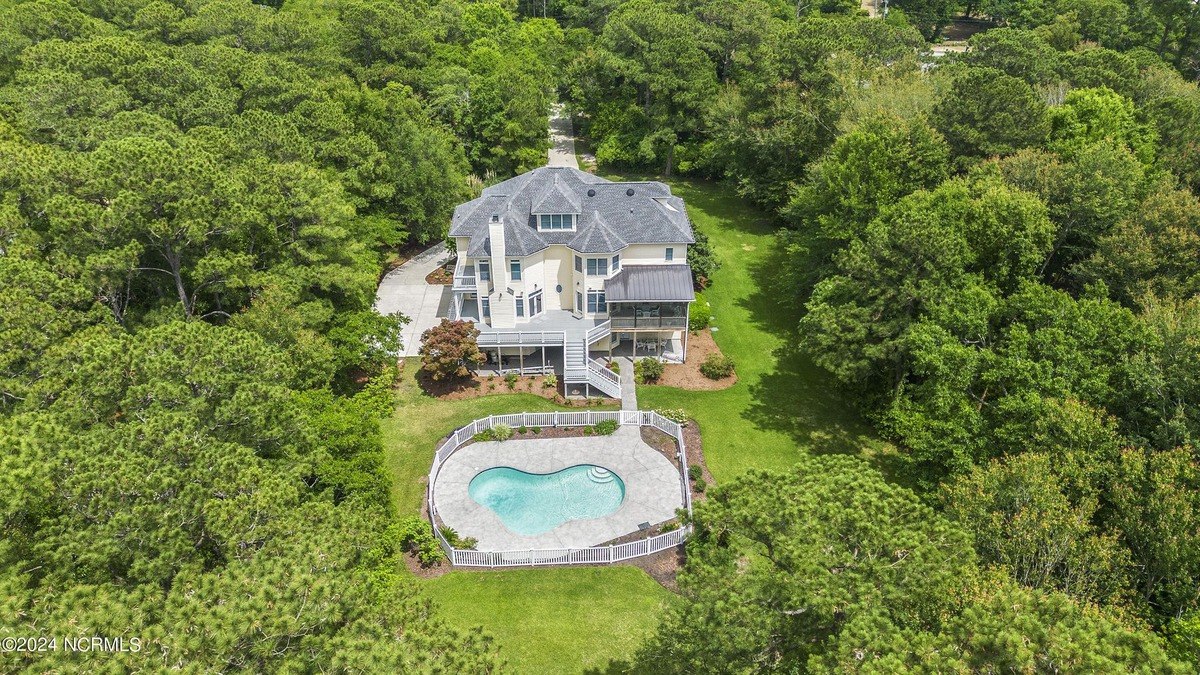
left=655, top=328, right=736, bottom=391
left=424, top=266, right=453, bottom=285
left=417, top=371, right=618, bottom=407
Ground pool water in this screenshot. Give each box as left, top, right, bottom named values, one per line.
left=468, top=465, right=626, bottom=535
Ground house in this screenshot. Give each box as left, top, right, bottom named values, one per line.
left=445, top=166, right=696, bottom=398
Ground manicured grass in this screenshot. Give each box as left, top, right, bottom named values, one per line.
left=381, top=363, right=585, bottom=514
left=381, top=177, right=897, bottom=673
left=424, top=567, right=673, bottom=674
left=606, top=175, right=898, bottom=482
left=382, top=365, right=660, bottom=673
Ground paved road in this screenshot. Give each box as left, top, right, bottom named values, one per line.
left=548, top=104, right=578, bottom=168
left=374, top=243, right=452, bottom=357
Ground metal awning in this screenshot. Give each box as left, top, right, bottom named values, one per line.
left=604, top=265, right=695, bottom=302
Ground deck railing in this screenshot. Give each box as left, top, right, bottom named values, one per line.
left=428, top=410, right=692, bottom=567
left=452, top=263, right=477, bottom=290
left=476, top=331, right=567, bottom=347
left=585, top=320, right=612, bottom=344
left=610, top=316, right=688, bottom=330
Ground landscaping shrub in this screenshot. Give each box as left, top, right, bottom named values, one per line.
left=531, top=426, right=542, bottom=434
left=661, top=521, right=680, bottom=532
left=595, top=419, right=619, bottom=435
left=491, top=424, right=513, bottom=441
left=505, top=372, right=519, bottom=389
left=438, top=526, right=478, bottom=550
left=694, top=477, right=707, bottom=493
left=608, top=360, right=621, bottom=374
left=700, top=353, right=735, bottom=380
left=655, top=408, right=689, bottom=425
left=392, top=517, right=443, bottom=566
left=419, top=319, right=483, bottom=380
left=636, top=357, right=664, bottom=384
left=517, top=425, right=528, bottom=434
left=689, top=296, right=712, bottom=333
left=689, top=464, right=703, bottom=481
left=544, top=372, right=557, bottom=388
left=583, top=425, right=595, bottom=435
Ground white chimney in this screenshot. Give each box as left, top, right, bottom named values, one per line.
left=487, top=214, right=514, bottom=328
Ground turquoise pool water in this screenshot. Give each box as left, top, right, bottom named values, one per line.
left=468, top=465, right=625, bottom=535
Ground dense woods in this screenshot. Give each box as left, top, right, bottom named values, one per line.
left=2, top=0, right=1199, bottom=671
left=0, top=0, right=556, bottom=669
left=555, top=0, right=1200, bottom=667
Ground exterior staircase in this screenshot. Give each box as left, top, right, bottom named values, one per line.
left=563, top=321, right=621, bottom=398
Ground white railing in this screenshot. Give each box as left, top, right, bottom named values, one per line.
left=427, top=410, right=692, bottom=568
left=477, top=331, right=566, bottom=347
left=587, top=360, right=620, bottom=386
left=585, top=320, right=612, bottom=344
left=452, top=261, right=478, bottom=290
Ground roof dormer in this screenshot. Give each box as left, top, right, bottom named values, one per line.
left=531, top=174, right=581, bottom=216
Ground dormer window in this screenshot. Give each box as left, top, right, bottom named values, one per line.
left=538, top=214, right=574, bottom=231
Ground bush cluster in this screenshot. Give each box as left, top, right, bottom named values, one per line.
left=594, top=419, right=619, bottom=435
left=472, top=423, right=514, bottom=442
left=438, top=526, right=478, bottom=550
left=635, top=357, right=664, bottom=384
left=700, top=353, right=735, bottom=380
left=655, top=408, right=690, bottom=425
left=392, top=517, right=443, bottom=566
left=689, top=297, right=712, bottom=333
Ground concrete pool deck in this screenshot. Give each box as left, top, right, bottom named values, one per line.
left=432, top=427, right=684, bottom=551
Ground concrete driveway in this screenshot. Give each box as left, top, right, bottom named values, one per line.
left=375, top=243, right=452, bottom=357
left=548, top=104, right=578, bottom=168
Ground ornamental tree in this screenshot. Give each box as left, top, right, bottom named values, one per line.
left=419, top=319, right=484, bottom=381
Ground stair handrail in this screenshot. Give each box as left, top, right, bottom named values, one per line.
left=585, top=320, right=612, bottom=344
left=587, top=359, right=620, bottom=385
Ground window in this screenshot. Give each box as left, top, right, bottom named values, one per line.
left=481, top=297, right=491, bottom=318
left=665, top=247, right=674, bottom=261
left=509, top=259, right=521, bottom=281
left=587, top=290, right=607, bottom=314
left=612, top=254, right=620, bottom=272
left=515, top=297, right=524, bottom=318
left=574, top=255, right=582, bottom=273
left=586, top=258, right=608, bottom=276
left=528, top=290, right=543, bottom=316
left=538, top=214, right=573, bottom=230
left=576, top=291, right=583, bottom=312
left=478, top=261, right=490, bottom=282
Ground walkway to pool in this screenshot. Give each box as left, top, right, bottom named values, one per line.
left=432, top=426, right=683, bottom=551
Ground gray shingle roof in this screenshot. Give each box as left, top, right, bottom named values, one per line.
left=604, top=264, right=696, bottom=302
left=531, top=174, right=582, bottom=214
left=569, top=212, right=627, bottom=253
left=450, top=167, right=694, bottom=257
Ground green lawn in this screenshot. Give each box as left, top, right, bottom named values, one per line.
left=424, top=567, right=673, bottom=674
left=381, top=363, right=590, bottom=514
left=611, top=176, right=897, bottom=483
left=382, top=365, right=659, bottom=673
left=382, top=177, right=895, bottom=673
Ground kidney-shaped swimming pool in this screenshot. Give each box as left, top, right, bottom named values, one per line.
left=468, top=464, right=626, bottom=535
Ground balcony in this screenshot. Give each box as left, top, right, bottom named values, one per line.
left=610, top=316, right=687, bottom=330
left=452, top=263, right=477, bottom=291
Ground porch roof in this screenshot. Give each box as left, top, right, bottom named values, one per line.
left=604, top=264, right=695, bottom=303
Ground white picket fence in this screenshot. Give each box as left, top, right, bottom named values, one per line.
left=428, top=410, right=693, bottom=567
